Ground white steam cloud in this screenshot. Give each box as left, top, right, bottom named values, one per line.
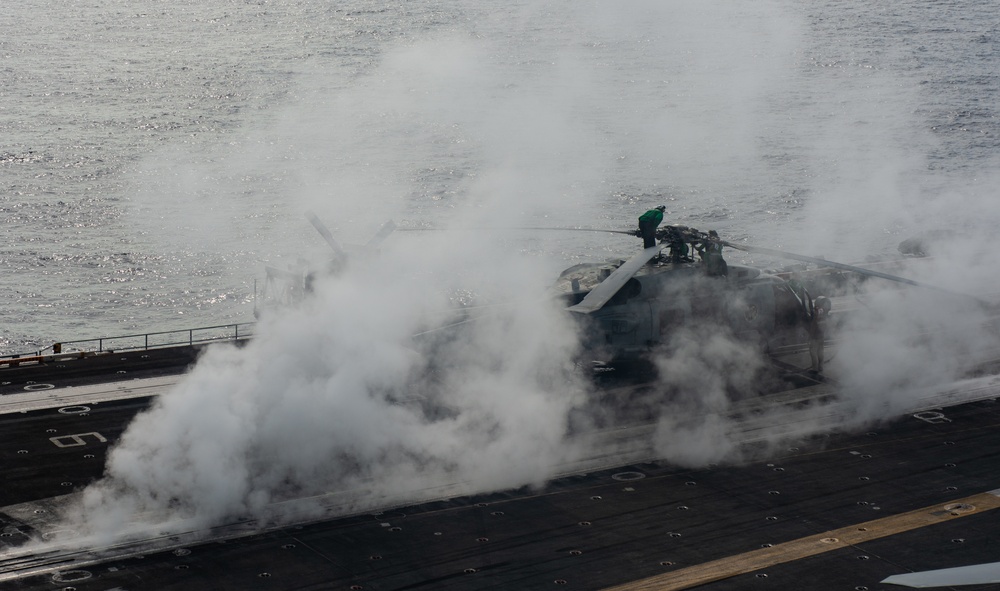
left=74, top=234, right=587, bottom=538
left=651, top=324, right=768, bottom=466
left=40, top=0, right=1000, bottom=547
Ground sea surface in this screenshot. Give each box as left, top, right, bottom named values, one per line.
left=3, top=0, right=999, bottom=354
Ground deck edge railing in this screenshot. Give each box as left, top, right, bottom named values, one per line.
left=1, top=322, right=256, bottom=365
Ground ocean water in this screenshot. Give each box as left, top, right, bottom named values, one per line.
left=3, top=0, right=999, bottom=354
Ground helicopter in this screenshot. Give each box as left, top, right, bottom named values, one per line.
left=551, top=224, right=828, bottom=365
left=544, top=220, right=985, bottom=370
left=267, top=212, right=965, bottom=372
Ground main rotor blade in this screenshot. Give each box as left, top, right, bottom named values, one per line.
left=567, top=245, right=664, bottom=314
left=723, top=241, right=982, bottom=302
left=507, top=226, right=638, bottom=236
left=411, top=314, right=493, bottom=338
left=305, top=211, right=347, bottom=260
left=397, top=226, right=638, bottom=236
left=365, top=220, right=397, bottom=249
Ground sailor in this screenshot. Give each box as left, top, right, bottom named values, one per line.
left=697, top=230, right=728, bottom=276
left=664, top=225, right=692, bottom=263
left=669, top=233, right=690, bottom=263
left=638, top=205, right=666, bottom=249
left=808, top=296, right=831, bottom=374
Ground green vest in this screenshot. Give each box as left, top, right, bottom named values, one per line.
left=638, top=209, right=664, bottom=225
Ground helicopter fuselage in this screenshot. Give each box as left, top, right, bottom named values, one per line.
left=556, top=258, right=801, bottom=361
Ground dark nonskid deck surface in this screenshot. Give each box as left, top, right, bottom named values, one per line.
left=3, top=351, right=1000, bottom=590
left=0, top=344, right=202, bottom=393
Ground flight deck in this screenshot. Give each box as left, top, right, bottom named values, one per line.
left=2, top=344, right=1000, bottom=590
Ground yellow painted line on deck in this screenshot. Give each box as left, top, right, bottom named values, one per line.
left=603, top=489, right=1000, bottom=591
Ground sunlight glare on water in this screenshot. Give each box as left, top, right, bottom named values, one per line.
left=2, top=0, right=999, bottom=353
